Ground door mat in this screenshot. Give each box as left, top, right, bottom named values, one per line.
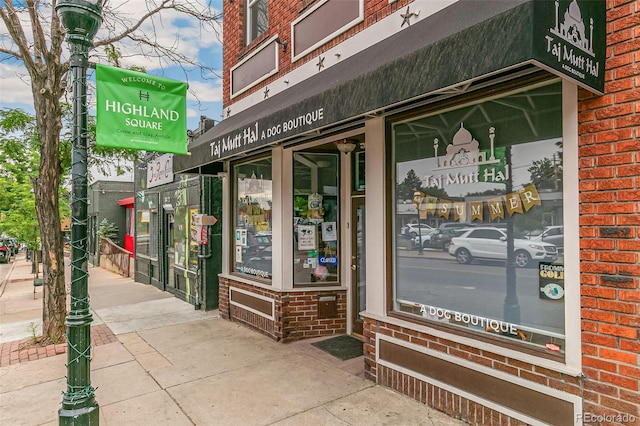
left=311, top=335, right=363, bottom=361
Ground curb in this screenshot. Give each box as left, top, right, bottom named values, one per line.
left=0, top=256, right=21, bottom=298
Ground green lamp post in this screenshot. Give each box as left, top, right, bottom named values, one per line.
left=55, top=0, right=103, bottom=424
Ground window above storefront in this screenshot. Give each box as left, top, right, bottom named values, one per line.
left=392, top=81, right=566, bottom=354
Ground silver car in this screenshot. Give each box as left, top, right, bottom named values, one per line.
left=532, top=226, right=563, bottom=250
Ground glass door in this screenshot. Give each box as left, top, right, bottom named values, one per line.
left=351, top=196, right=366, bottom=335
left=163, top=211, right=175, bottom=290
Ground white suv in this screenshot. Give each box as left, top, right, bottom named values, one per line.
left=448, top=227, right=558, bottom=268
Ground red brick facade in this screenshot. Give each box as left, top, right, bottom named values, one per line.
left=219, top=0, right=640, bottom=423
left=577, top=0, right=640, bottom=420
left=219, top=277, right=346, bottom=342
left=222, top=0, right=413, bottom=105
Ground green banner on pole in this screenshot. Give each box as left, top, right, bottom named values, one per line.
left=96, top=64, right=188, bottom=154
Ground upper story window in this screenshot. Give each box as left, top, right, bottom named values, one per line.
left=246, top=0, right=268, bottom=44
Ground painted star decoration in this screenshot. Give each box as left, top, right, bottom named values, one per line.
left=317, top=56, right=325, bottom=71
left=401, top=6, right=419, bottom=27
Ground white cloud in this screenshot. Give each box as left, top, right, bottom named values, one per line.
left=1, top=1, right=223, bottom=126
left=0, top=63, right=33, bottom=105
left=97, top=0, right=223, bottom=73
left=187, top=80, right=222, bottom=103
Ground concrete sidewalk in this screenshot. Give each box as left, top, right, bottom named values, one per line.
left=0, top=254, right=464, bottom=425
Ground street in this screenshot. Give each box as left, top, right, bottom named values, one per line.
left=396, top=248, right=565, bottom=337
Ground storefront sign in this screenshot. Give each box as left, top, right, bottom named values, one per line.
left=147, top=153, right=174, bottom=188
left=96, top=64, right=188, bottom=154
left=420, top=304, right=520, bottom=337
left=208, top=108, right=325, bottom=161
left=533, top=0, right=605, bottom=94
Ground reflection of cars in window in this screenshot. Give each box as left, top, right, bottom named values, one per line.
left=412, top=228, right=439, bottom=248
left=244, top=233, right=272, bottom=256
left=401, top=223, right=433, bottom=238
left=448, top=227, right=558, bottom=268
left=413, top=228, right=468, bottom=250
left=532, top=226, right=563, bottom=250
left=244, top=245, right=272, bottom=277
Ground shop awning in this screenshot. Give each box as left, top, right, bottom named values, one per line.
left=174, top=0, right=604, bottom=173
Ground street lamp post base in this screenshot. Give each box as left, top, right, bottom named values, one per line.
left=59, top=402, right=99, bottom=425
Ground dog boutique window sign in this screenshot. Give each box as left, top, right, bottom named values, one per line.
left=416, top=124, right=542, bottom=223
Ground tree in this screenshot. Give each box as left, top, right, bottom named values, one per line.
left=0, top=1, right=221, bottom=344
left=0, top=109, right=46, bottom=249
left=97, top=218, right=118, bottom=243
left=396, top=169, right=449, bottom=201
left=396, top=169, right=423, bottom=200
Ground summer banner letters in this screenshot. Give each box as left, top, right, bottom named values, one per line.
left=96, top=64, right=188, bottom=154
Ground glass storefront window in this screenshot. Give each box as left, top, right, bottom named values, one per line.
left=172, top=180, right=201, bottom=272
left=293, top=152, right=339, bottom=286
left=136, top=193, right=158, bottom=258
left=233, top=157, right=273, bottom=279
left=392, top=81, right=565, bottom=352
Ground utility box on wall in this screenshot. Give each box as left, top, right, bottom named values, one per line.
left=318, top=293, right=337, bottom=318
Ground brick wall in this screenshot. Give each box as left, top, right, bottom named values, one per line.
left=219, top=277, right=347, bottom=342
left=222, top=0, right=413, bottom=105
left=577, top=0, right=640, bottom=420
left=363, top=319, right=582, bottom=423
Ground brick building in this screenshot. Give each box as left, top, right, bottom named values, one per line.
left=175, top=0, right=639, bottom=424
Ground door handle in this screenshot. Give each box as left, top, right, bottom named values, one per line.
left=351, top=264, right=357, bottom=270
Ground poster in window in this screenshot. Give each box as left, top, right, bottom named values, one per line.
left=321, top=222, right=337, bottom=241
left=235, top=229, right=247, bottom=247
left=298, top=225, right=316, bottom=250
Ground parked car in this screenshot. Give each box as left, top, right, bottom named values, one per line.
left=412, top=228, right=440, bottom=249
left=244, top=232, right=272, bottom=257
left=413, top=227, right=469, bottom=250
left=0, top=239, right=12, bottom=264
left=531, top=225, right=563, bottom=251
left=448, top=227, right=558, bottom=268
left=400, top=223, right=433, bottom=238
left=244, top=245, right=272, bottom=277
left=429, top=227, right=473, bottom=251
left=7, top=238, right=19, bottom=255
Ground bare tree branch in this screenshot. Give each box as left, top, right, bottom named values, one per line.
left=25, top=0, right=47, bottom=65
left=0, top=0, right=36, bottom=72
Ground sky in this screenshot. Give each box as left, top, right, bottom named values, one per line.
left=0, top=0, right=224, bottom=134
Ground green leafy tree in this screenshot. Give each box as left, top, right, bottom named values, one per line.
left=0, top=1, right=221, bottom=344
left=397, top=169, right=448, bottom=200
left=97, top=218, right=119, bottom=244
left=396, top=169, right=423, bottom=200
left=528, top=155, right=562, bottom=191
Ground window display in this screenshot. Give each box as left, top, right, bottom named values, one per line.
left=293, top=152, right=339, bottom=286
left=392, top=81, right=565, bottom=352
left=136, top=193, right=158, bottom=258
left=233, top=157, right=273, bottom=279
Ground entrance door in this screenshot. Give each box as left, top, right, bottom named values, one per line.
left=351, top=196, right=366, bottom=335
left=163, top=211, right=176, bottom=291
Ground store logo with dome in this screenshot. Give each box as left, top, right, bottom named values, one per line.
left=534, top=0, right=605, bottom=93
